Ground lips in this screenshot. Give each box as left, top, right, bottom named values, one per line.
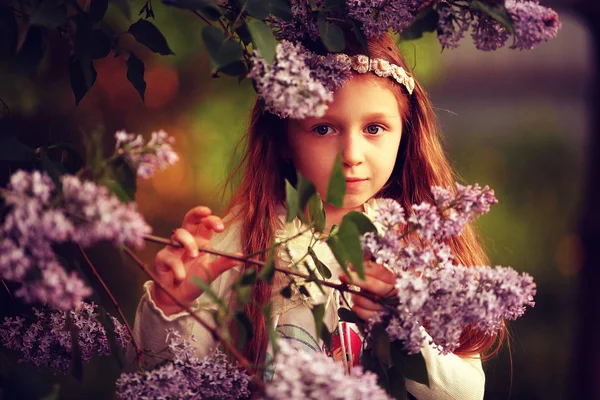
left=345, top=177, right=367, bottom=182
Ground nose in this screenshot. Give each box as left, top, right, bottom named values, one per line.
left=340, top=131, right=364, bottom=167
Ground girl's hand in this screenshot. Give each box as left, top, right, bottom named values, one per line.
left=152, top=206, right=241, bottom=315
left=339, top=261, right=397, bottom=321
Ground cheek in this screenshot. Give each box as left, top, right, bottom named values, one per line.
left=291, top=140, right=337, bottom=191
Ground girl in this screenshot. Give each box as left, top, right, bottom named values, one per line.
left=129, top=33, right=501, bottom=399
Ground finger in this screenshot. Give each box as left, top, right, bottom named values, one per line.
left=182, top=206, right=212, bottom=232
left=171, top=228, right=199, bottom=257
left=156, top=251, right=187, bottom=283
left=210, top=254, right=242, bottom=276
left=340, top=272, right=394, bottom=297
left=352, top=305, right=381, bottom=322
left=194, top=215, right=226, bottom=241
left=354, top=261, right=396, bottom=285
left=352, top=294, right=386, bottom=312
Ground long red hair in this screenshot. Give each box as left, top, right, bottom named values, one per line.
left=224, top=33, right=505, bottom=365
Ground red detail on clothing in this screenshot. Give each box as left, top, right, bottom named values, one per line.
left=323, top=322, right=362, bottom=367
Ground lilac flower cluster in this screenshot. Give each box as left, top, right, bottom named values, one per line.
left=115, top=130, right=179, bottom=179
left=116, top=329, right=251, bottom=400
left=0, top=302, right=129, bottom=374
left=264, top=340, right=391, bottom=400
left=269, top=0, right=560, bottom=52
left=362, top=184, right=536, bottom=355
left=0, top=170, right=151, bottom=309
left=249, top=41, right=334, bottom=119
left=347, top=0, right=430, bottom=39
left=271, top=0, right=323, bottom=42
left=434, top=1, right=560, bottom=50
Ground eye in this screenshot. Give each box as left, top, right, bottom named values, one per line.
left=313, top=125, right=334, bottom=136
left=365, top=124, right=384, bottom=135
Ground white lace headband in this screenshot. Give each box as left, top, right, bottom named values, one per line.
left=335, top=54, right=416, bottom=95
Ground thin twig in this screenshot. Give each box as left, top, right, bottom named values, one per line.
left=192, top=10, right=212, bottom=25
left=142, top=234, right=397, bottom=311
left=1, top=279, right=14, bottom=302
left=76, top=244, right=143, bottom=361
left=121, top=246, right=266, bottom=392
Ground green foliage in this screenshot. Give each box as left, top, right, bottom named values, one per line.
left=318, top=11, right=345, bottom=52
left=327, top=214, right=365, bottom=279
left=202, top=25, right=244, bottom=73
left=247, top=20, right=277, bottom=63
left=470, top=0, right=515, bottom=34
left=126, top=52, right=147, bottom=101
left=399, top=5, right=438, bottom=41
left=129, top=19, right=175, bottom=55
left=326, top=154, right=346, bottom=207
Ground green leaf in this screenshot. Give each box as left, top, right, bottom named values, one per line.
left=128, top=19, right=175, bottom=55
left=308, top=248, right=332, bottom=279
left=192, top=277, right=230, bottom=311
left=285, top=179, right=299, bottom=222
left=89, top=0, right=109, bottom=23
left=202, top=26, right=244, bottom=69
left=470, top=0, right=514, bottom=34
left=259, top=249, right=276, bottom=284
left=326, top=235, right=351, bottom=278
left=337, top=308, right=363, bottom=325
left=246, top=0, right=270, bottom=19
left=320, top=323, right=332, bottom=349
left=127, top=51, right=146, bottom=101
left=341, top=211, right=376, bottom=235
left=240, top=268, right=257, bottom=286
left=162, top=0, right=221, bottom=20
left=311, top=303, right=326, bottom=345
left=30, top=4, right=67, bottom=28
left=371, top=323, right=392, bottom=368
left=388, top=367, right=408, bottom=400
left=390, top=341, right=429, bottom=386
left=280, top=284, right=293, bottom=298
left=247, top=20, right=277, bottom=64
left=91, top=29, right=111, bottom=59
left=326, top=154, right=346, bottom=207
left=399, top=5, right=438, bottom=41
left=105, top=158, right=137, bottom=201
left=338, top=217, right=364, bottom=279
left=69, top=56, right=97, bottom=105
left=307, top=194, right=326, bottom=233
left=268, top=0, right=293, bottom=20
left=262, top=301, right=279, bottom=353
left=220, top=60, right=248, bottom=76
left=296, top=173, right=317, bottom=210
left=0, top=6, right=18, bottom=56
left=317, top=11, right=345, bottom=52
left=350, top=19, right=370, bottom=57
left=235, top=311, right=255, bottom=349
left=324, top=0, right=345, bottom=12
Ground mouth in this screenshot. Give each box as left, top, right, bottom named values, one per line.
left=345, top=177, right=367, bottom=182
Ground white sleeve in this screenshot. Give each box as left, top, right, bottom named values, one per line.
left=405, top=332, right=485, bottom=400
left=125, top=216, right=243, bottom=370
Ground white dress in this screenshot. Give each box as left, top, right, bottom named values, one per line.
left=128, top=198, right=485, bottom=399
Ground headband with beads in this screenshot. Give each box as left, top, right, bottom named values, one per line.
left=335, top=54, right=416, bottom=95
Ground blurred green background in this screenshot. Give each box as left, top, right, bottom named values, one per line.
left=0, top=2, right=589, bottom=399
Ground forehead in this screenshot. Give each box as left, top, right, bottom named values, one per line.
left=322, top=74, right=403, bottom=119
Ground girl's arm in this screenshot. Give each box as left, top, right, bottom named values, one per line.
left=125, top=213, right=243, bottom=370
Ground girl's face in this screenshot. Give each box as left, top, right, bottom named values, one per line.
left=287, top=74, right=404, bottom=215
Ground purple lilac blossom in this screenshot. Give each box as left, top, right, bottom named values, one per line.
left=0, top=302, right=129, bottom=374
left=116, top=329, right=251, bottom=400
left=115, top=130, right=180, bottom=179
left=265, top=340, right=391, bottom=400
left=271, top=0, right=323, bottom=42
left=303, top=51, right=354, bottom=92
left=248, top=41, right=334, bottom=119
left=471, top=12, right=510, bottom=51
left=346, top=0, right=430, bottom=39
left=505, top=0, right=561, bottom=50
left=0, top=170, right=151, bottom=309
left=362, top=186, right=536, bottom=355
left=436, top=3, right=470, bottom=49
